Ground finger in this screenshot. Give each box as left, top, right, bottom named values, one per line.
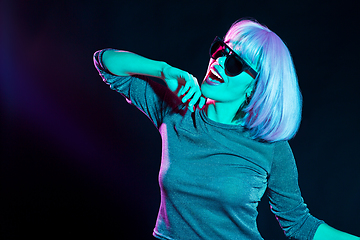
left=198, top=96, right=207, bottom=109
left=191, top=75, right=200, bottom=89
left=191, top=74, right=198, bottom=83
left=176, top=85, right=185, bottom=97
left=188, top=90, right=202, bottom=107
left=179, top=78, right=192, bottom=96
left=181, top=73, right=198, bottom=95
left=181, top=86, right=196, bottom=103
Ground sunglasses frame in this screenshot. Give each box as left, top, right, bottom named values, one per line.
left=210, top=36, right=258, bottom=79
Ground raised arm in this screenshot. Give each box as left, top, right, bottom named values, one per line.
left=102, top=50, right=167, bottom=77
left=101, top=49, right=206, bottom=110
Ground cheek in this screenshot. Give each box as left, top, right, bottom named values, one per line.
left=229, top=75, right=254, bottom=92
left=224, top=82, right=254, bottom=102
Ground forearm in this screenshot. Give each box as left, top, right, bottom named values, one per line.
left=313, top=223, right=359, bottom=240
left=102, top=49, right=169, bottom=78
left=100, top=49, right=206, bottom=110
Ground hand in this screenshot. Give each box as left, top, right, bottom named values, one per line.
left=161, top=65, right=206, bottom=112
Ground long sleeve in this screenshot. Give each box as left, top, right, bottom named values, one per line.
left=267, top=141, right=324, bottom=239
left=93, top=49, right=183, bottom=129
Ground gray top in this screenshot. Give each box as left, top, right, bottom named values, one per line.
left=93, top=49, right=324, bottom=240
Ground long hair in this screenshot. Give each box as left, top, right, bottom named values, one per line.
left=225, top=19, right=302, bottom=142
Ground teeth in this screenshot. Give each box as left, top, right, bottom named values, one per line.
left=210, top=68, right=223, bottom=80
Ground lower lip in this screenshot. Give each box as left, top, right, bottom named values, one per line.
left=205, top=77, right=224, bottom=86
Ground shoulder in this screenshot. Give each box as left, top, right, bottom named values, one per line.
left=268, top=140, right=298, bottom=175
left=273, top=140, right=292, bottom=155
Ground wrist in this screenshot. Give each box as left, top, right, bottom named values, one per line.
left=159, top=62, right=172, bottom=81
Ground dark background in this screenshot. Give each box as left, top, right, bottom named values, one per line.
left=1, top=0, right=359, bottom=239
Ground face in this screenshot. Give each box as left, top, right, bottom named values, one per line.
left=201, top=41, right=255, bottom=106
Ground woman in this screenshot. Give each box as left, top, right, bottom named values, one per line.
left=93, top=19, right=359, bottom=239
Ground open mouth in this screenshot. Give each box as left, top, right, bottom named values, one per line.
left=206, top=68, right=224, bottom=85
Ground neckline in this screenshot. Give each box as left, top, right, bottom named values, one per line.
left=198, top=109, right=245, bottom=130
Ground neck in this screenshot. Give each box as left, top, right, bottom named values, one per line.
left=204, top=98, right=246, bottom=125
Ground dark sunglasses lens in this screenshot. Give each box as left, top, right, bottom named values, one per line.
left=226, top=55, right=243, bottom=76
left=210, top=41, right=224, bottom=59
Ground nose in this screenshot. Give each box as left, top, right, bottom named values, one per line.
left=215, top=56, right=226, bottom=69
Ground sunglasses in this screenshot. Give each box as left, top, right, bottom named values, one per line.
left=209, top=36, right=257, bottom=78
